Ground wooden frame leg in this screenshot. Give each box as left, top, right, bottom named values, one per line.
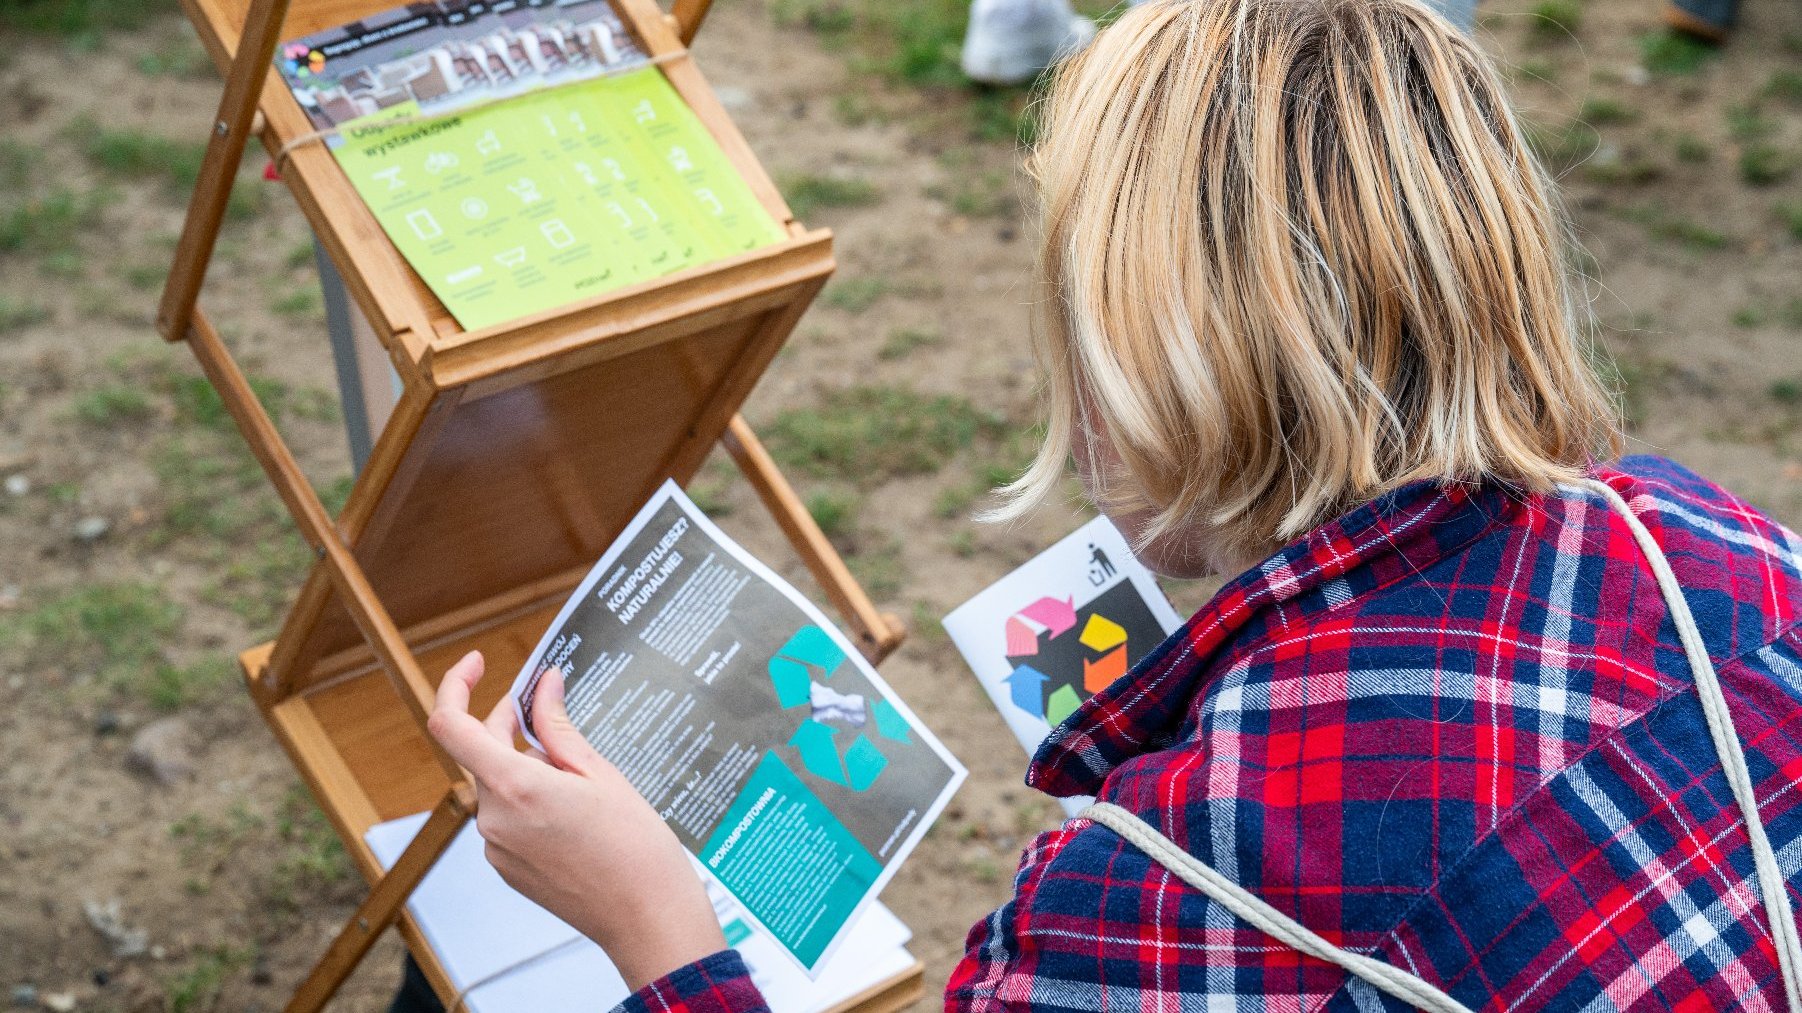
left=671, top=0, right=715, bottom=44
left=183, top=308, right=465, bottom=785
left=722, top=415, right=904, bottom=663
left=285, top=788, right=473, bottom=1013
left=156, top=0, right=293, bottom=343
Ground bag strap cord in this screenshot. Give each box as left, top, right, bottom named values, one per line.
left=1079, top=478, right=1802, bottom=1012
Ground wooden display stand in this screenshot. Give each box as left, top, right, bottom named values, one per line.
left=156, top=0, right=922, bottom=1009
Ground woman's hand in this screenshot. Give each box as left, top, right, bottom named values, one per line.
left=427, top=650, right=727, bottom=992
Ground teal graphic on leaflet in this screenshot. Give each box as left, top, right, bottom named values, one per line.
left=701, top=752, right=882, bottom=966
left=768, top=626, right=914, bottom=791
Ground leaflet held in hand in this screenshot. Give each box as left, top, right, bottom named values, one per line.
left=508, top=481, right=964, bottom=976
left=942, top=516, right=1183, bottom=816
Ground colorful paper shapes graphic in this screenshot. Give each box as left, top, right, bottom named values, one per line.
left=779, top=625, right=846, bottom=678
left=1004, top=665, right=1050, bottom=719
left=788, top=720, right=846, bottom=785
left=1005, top=616, right=1040, bottom=657
left=1079, top=614, right=1127, bottom=652
left=768, top=656, right=814, bottom=708
left=770, top=624, right=847, bottom=708
left=843, top=735, right=887, bottom=791
left=1019, top=597, right=1077, bottom=638
left=871, top=698, right=912, bottom=742
left=1045, top=684, right=1082, bottom=727
left=1083, top=645, right=1128, bottom=693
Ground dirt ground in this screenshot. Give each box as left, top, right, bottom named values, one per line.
left=2, top=0, right=1800, bottom=1009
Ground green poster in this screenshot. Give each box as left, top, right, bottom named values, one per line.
left=329, top=69, right=785, bottom=332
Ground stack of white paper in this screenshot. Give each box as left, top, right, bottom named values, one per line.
left=365, top=813, right=917, bottom=1012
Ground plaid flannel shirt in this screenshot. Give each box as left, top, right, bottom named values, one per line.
left=623, top=455, right=1802, bottom=1012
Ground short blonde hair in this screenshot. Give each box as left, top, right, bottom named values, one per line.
left=998, top=0, right=1622, bottom=564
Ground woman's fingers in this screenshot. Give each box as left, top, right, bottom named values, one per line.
left=429, top=651, right=516, bottom=779
left=530, top=668, right=605, bottom=777
left=436, top=650, right=485, bottom=714
left=483, top=691, right=520, bottom=744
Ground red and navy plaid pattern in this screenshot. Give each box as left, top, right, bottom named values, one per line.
left=625, top=455, right=1802, bottom=1012
left=619, top=951, right=762, bottom=1013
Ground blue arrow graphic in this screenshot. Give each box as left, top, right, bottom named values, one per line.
left=1003, top=665, right=1050, bottom=720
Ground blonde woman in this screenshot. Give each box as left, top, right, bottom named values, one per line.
left=428, top=0, right=1802, bottom=1008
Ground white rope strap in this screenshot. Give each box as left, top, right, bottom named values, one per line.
left=1577, top=478, right=1802, bottom=1012
left=1078, top=479, right=1802, bottom=1012
left=1081, top=801, right=1476, bottom=1013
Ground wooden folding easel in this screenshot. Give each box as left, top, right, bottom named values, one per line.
left=157, top=0, right=919, bottom=1008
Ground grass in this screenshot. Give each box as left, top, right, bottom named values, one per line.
left=165, top=947, right=251, bottom=1013
left=765, top=386, right=1007, bottom=482
left=967, top=90, right=1039, bottom=145
left=1584, top=148, right=1662, bottom=187
left=948, top=528, right=976, bottom=557
left=1728, top=105, right=1774, bottom=143
left=0, top=139, right=36, bottom=189
left=846, top=539, right=906, bottom=599
left=833, top=92, right=882, bottom=127
left=934, top=424, right=1040, bottom=519
left=0, top=296, right=50, bottom=333
left=1674, top=133, right=1710, bottom=164
left=780, top=173, right=881, bottom=218
left=285, top=241, right=317, bottom=270
left=170, top=803, right=264, bottom=863
left=1765, top=70, right=1802, bottom=105
left=145, top=655, right=235, bottom=712
left=770, top=0, right=856, bottom=36
left=202, top=536, right=316, bottom=630
left=1529, top=0, right=1582, bottom=37
left=1577, top=97, right=1635, bottom=125
left=0, top=188, right=106, bottom=256
left=0, top=0, right=173, bottom=39
left=908, top=600, right=948, bottom=644
left=265, top=785, right=354, bottom=910
left=172, top=372, right=337, bottom=432
left=1525, top=118, right=1600, bottom=169
left=1625, top=206, right=1730, bottom=250
left=75, top=385, right=154, bottom=426
left=270, top=287, right=323, bottom=318
left=135, top=37, right=211, bottom=78
left=868, top=0, right=968, bottom=88
left=685, top=457, right=737, bottom=518
left=934, top=481, right=981, bottom=520
left=805, top=489, right=860, bottom=540
left=1771, top=380, right=1802, bottom=405
left=878, top=327, right=943, bottom=360
left=151, top=437, right=282, bottom=541
left=1779, top=202, right=1802, bottom=241
left=70, top=120, right=262, bottom=217
left=1515, top=59, right=1558, bottom=83
left=1728, top=299, right=1802, bottom=331
left=74, top=120, right=208, bottom=188
left=928, top=168, right=1015, bottom=218
left=823, top=277, right=892, bottom=312
left=1638, top=30, right=1717, bottom=77
left=41, top=250, right=85, bottom=279
left=0, top=582, right=183, bottom=684
left=126, top=263, right=167, bottom=290
left=1741, top=145, right=1797, bottom=187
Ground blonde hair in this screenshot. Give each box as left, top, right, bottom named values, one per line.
left=996, top=0, right=1622, bottom=565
